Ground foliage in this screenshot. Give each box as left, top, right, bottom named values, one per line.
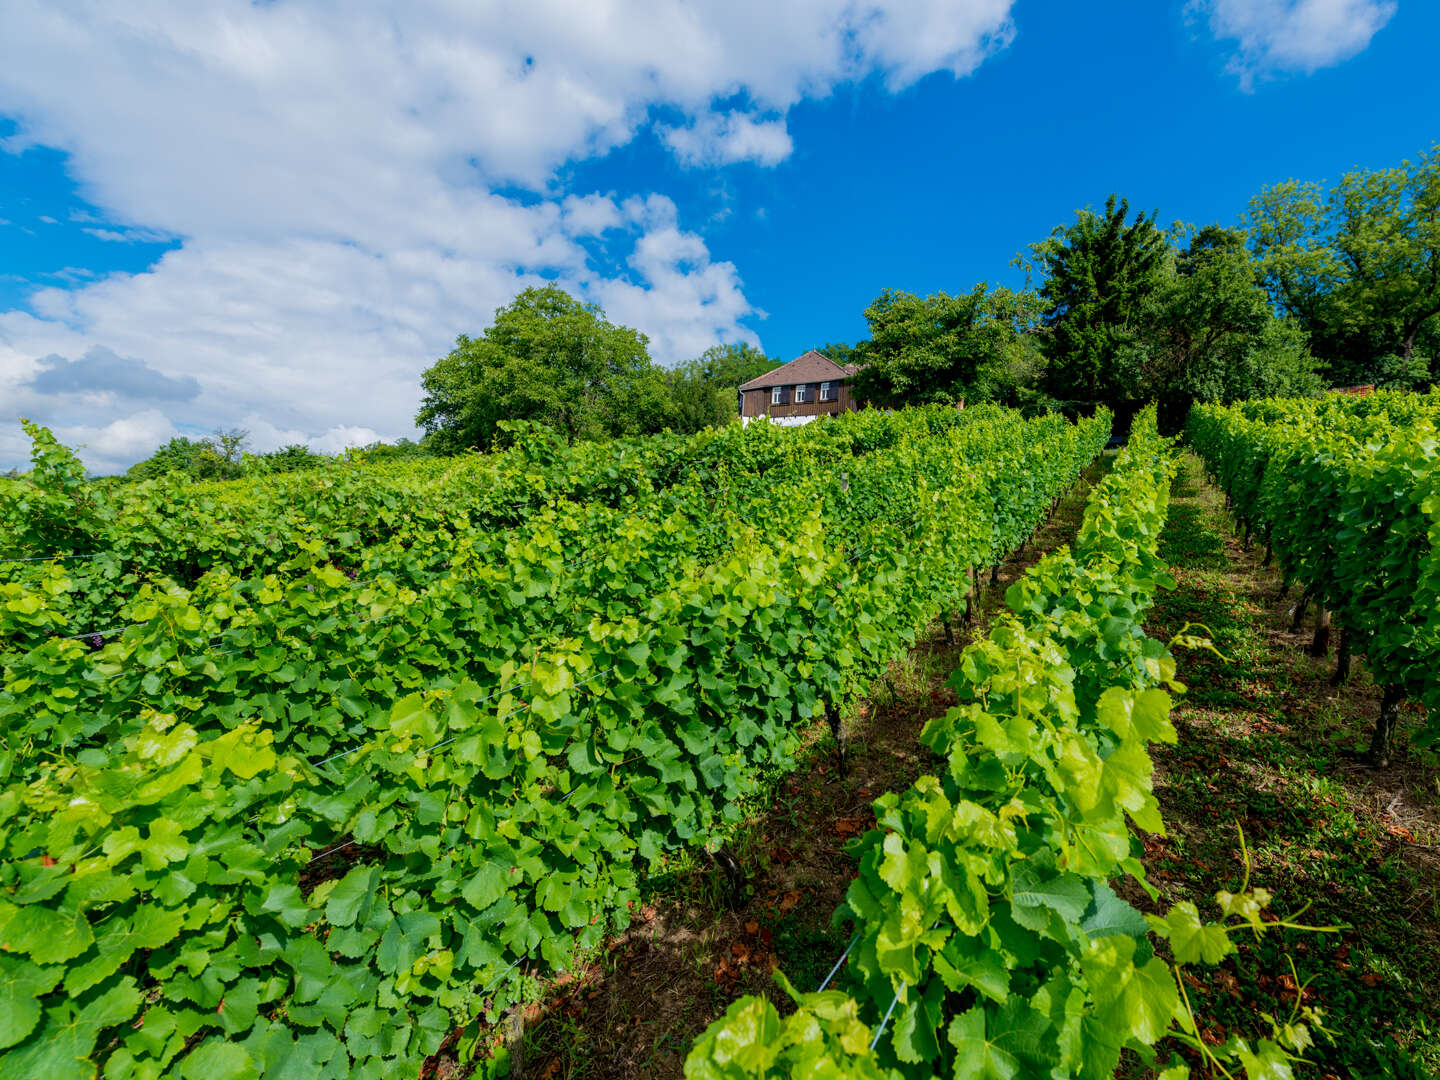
left=0, top=406, right=1109, bottom=1077
left=346, top=438, right=432, bottom=463
left=1, top=407, right=1000, bottom=627
left=0, top=420, right=109, bottom=556
left=687, top=974, right=900, bottom=1080
left=1128, top=226, right=1323, bottom=429
left=125, top=436, right=212, bottom=481
left=1187, top=390, right=1440, bottom=762
left=1247, top=143, right=1440, bottom=387
left=243, top=444, right=328, bottom=475
left=416, top=285, right=673, bottom=452
left=849, top=285, right=1039, bottom=408
left=124, top=430, right=327, bottom=484
left=1032, top=194, right=1170, bottom=411
left=684, top=410, right=1328, bottom=1079
left=664, top=343, right=780, bottom=434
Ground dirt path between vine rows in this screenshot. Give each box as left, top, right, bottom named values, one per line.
left=481, top=457, right=1116, bottom=1080
left=1132, top=453, right=1440, bottom=1078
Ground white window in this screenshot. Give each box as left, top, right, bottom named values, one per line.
left=819, top=381, right=832, bottom=401
left=795, top=384, right=809, bottom=403
left=771, top=385, right=783, bottom=405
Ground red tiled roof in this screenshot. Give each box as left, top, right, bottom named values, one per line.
left=738, top=350, right=857, bottom=391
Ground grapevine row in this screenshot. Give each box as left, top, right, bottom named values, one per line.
left=684, top=408, right=1323, bottom=1080
left=1187, top=393, right=1440, bottom=764
left=1, top=410, right=1104, bottom=1077
left=0, top=406, right=978, bottom=630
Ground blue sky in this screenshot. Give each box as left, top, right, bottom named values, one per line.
left=0, top=0, right=1432, bottom=471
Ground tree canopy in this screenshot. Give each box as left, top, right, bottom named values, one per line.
left=125, top=429, right=334, bottom=482
left=1032, top=194, right=1170, bottom=409
left=394, top=144, right=1437, bottom=452
left=416, top=285, right=672, bottom=452
left=1128, top=225, right=1321, bottom=428
left=850, top=285, right=1038, bottom=408
left=1248, top=143, right=1440, bottom=388
left=663, top=343, right=778, bottom=433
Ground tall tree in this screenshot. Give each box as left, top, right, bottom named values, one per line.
left=417, top=285, right=672, bottom=452
left=849, top=285, right=1035, bottom=407
left=1133, top=225, right=1320, bottom=427
left=126, top=430, right=253, bottom=482
left=1248, top=143, right=1440, bottom=387
left=1032, top=194, right=1170, bottom=411
left=664, top=343, right=778, bottom=433
left=126, top=436, right=210, bottom=480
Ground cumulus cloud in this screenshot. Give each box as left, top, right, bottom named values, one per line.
left=560, top=194, right=625, bottom=238
left=48, top=410, right=180, bottom=476
left=1192, top=0, right=1396, bottom=88
left=660, top=112, right=794, bottom=168
left=0, top=1, right=1019, bottom=471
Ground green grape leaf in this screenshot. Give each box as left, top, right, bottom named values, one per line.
left=2, top=905, right=94, bottom=965
left=1080, top=883, right=1149, bottom=940
left=0, top=953, right=62, bottom=1049
left=947, top=1006, right=1023, bottom=1080
left=180, top=1038, right=261, bottom=1080
left=325, top=865, right=379, bottom=927
left=461, top=863, right=509, bottom=911
left=1146, top=902, right=1233, bottom=965
left=1081, top=935, right=1179, bottom=1047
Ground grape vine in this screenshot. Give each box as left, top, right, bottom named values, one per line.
left=1, top=407, right=1107, bottom=1078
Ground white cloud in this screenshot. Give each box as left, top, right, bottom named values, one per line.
left=1193, top=0, right=1396, bottom=88
left=560, top=194, right=624, bottom=238
left=307, top=425, right=385, bottom=455
left=82, top=226, right=173, bottom=244
left=52, top=410, right=179, bottom=475
left=660, top=112, right=794, bottom=168
left=0, top=1, right=1018, bottom=470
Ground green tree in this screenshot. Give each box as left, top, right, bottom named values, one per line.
left=210, top=427, right=250, bottom=463
left=804, top=342, right=858, bottom=367
left=1132, top=225, right=1320, bottom=426
left=125, top=436, right=209, bottom=480
left=664, top=343, right=778, bottom=433
left=349, top=438, right=432, bottom=463
left=1247, top=143, right=1440, bottom=387
left=249, top=444, right=326, bottom=475
left=1032, top=194, right=1171, bottom=411
left=417, top=285, right=672, bottom=451
left=126, top=432, right=245, bottom=481
left=1229, top=318, right=1325, bottom=400
left=850, top=285, right=1035, bottom=407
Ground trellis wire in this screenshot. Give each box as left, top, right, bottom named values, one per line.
left=816, top=931, right=861, bottom=992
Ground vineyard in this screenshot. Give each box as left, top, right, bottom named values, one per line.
left=1187, top=390, right=1440, bottom=766
left=0, top=398, right=1434, bottom=1078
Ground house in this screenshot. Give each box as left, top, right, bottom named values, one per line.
left=737, top=350, right=863, bottom=427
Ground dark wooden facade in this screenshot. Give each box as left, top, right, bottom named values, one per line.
left=736, top=351, right=862, bottom=424
left=739, top=380, right=857, bottom=420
